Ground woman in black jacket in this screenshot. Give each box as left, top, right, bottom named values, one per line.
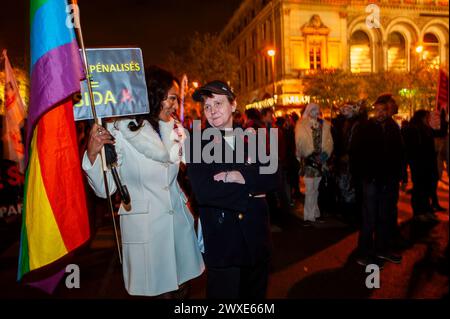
left=186, top=81, right=278, bottom=299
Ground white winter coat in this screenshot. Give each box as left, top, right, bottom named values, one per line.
left=82, top=118, right=204, bottom=296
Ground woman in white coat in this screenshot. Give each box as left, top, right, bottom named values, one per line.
left=295, top=103, right=333, bottom=223
left=82, top=66, right=204, bottom=297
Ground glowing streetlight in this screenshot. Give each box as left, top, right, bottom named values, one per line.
left=266, top=49, right=276, bottom=97
left=415, top=45, right=428, bottom=63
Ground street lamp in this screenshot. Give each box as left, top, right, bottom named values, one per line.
left=267, top=49, right=276, bottom=99
left=415, top=45, right=428, bottom=62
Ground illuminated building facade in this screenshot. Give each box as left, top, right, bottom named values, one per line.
left=221, top=0, right=449, bottom=113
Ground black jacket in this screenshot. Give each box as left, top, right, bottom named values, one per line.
left=186, top=126, right=278, bottom=267
left=403, top=123, right=438, bottom=183
left=350, top=118, right=406, bottom=184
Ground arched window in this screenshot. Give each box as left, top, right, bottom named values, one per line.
left=350, top=30, right=372, bottom=73
left=423, top=32, right=440, bottom=67
left=388, top=32, right=406, bottom=71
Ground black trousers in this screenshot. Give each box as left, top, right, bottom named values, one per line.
left=358, top=180, right=399, bottom=256
left=390, top=182, right=400, bottom=238
left=206, top=261, right=269, bottom=299
left=430, top=177, right=441, bottom=208
left=411, top=169, right=433, bottom=215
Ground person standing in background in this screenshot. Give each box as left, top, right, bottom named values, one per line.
left=351, top=95, right=405, bottom=266
left=431, top=108, right=448, bottom=211
left=295, top=103, right=333, bottom=225
left=404, top=110, right=440, bottom=221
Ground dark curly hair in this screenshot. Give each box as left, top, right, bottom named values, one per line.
left=128, top=66, right=180, bottom=134
left=410, top=109, right=430, bottom=128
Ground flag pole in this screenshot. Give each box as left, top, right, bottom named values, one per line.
left=180, top=74, right=188, bottom=123
left=70, top=0, right=122, bottom=264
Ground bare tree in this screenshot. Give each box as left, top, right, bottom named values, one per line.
left=302, top=66, right=440, bottom=118
left=165, top=32, right=239, bottom=88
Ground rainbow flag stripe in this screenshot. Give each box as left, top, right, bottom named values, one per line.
left=18, top=0, right=90, bottom=280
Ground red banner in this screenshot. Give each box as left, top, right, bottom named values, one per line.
left=437, top=69, right=449, bottom=113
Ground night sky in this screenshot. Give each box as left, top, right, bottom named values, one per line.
left=0, top=0, right=243, bottom=69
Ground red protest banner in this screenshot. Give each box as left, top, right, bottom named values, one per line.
left=437, top=68, right=449, bottom=113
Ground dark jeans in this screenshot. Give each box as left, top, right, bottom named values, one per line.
left=390, top=182, right=400, bottom=238
left=358, top=180, right=399, bottom=257
left=431, top=177, right=441, bottom=208
left=411, top=170, right=433, bottom=215
left=278, top=168, right=290, bottom=217
left=206, top=261, right=269, bottom=299
left=288, top=160, right=300, bottom=196
left=267, top=167, right=289, bottom=225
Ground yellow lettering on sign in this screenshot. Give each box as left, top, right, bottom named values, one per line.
left=93, top=91, right=103, bottom=105
left=85, top=62, right=142, bottom=73
left=74, top=91, right=117, bottom=107
left=104, top=91, right=117, bottom=104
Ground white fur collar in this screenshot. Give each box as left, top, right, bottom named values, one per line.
left=111, top=119, right=170, bottom=163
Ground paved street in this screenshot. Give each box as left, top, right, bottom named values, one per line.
left=0, top=174, right=448, bottom=299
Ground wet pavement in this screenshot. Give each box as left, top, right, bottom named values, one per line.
left=0, top=174, right=448, bottom=299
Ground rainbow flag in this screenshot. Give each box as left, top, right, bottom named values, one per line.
left=18, top=0, right=90, bottom=281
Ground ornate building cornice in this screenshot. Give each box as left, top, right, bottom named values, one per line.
left=301, top=15, right=331, bottom=36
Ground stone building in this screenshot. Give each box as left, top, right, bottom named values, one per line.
left=221, top=0, right=449, bottom=114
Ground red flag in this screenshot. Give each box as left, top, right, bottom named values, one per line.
left=437, top=68, right=449, bottom=113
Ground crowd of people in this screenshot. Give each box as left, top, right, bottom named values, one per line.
left=233, top=94, right=449, bottom=268
left=80, top=65, right=449, bottom=299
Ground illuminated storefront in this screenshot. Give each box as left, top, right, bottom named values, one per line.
left=245, top=93, right=311, bottom=115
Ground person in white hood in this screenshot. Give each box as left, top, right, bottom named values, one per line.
left=295, top=103, right=333, bottom=223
